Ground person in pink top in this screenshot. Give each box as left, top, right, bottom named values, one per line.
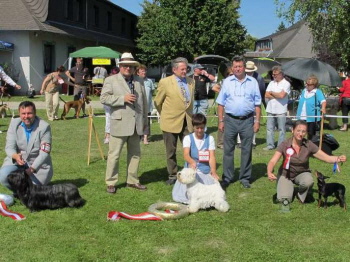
left=338, top=72, right=350, bottom=131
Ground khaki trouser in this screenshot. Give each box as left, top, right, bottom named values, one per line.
left=45, top=91, right=59, bottom=121
left=105, top=130, right=140, bottom=186
left=277, top=172, right=314, bottom=202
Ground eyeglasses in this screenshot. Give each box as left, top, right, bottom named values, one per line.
left=120, top=65, right=134, bottom=69
left=272, top=72, right=281, bottom=76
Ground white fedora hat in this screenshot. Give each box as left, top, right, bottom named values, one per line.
left=245, top=61, right=258, bottom=72
left=118, top=53, right=140, bottom=66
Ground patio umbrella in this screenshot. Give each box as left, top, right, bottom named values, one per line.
left=281, top=58, right=341, bottom=86
left=249, top=58, right=280, bottom=75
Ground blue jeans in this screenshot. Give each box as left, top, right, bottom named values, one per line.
left=266, top=113, right=286, bottom=148
left=193, top=99, right=209, bottom=115
left=0, top=165, right=42, bottom=190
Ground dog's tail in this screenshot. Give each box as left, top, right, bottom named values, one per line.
left=59, top=96, right=67, bottom=104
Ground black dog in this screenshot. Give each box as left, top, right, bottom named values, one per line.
left=315, top=171, right=346, bottom=210
left=8, top=171, right=85, bottom=212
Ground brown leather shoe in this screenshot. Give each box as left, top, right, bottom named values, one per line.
left=107, top=185, right=116, bottom=194
left=126, top=183, right=147, bottom=191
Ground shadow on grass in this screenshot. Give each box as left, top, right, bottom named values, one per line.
left=51, top=178, right=89, bottom=188
left=254, top=137, right=266, bottom=147
left=149, top=134, right=163, bottom=142
left=139, top=167, right=169, bottom=185
left=251, top=163, right=267, bottom=183
left=206, top=126, right=218, bottom=135
left=113, top=167, right=168, bottom=189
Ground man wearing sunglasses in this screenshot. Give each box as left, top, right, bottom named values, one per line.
left=100, top=53, right=148, bottom=194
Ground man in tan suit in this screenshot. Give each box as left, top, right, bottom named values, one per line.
left=100, top=53, right=148, bottom=193
left=154, top=57, right=194, bottom=185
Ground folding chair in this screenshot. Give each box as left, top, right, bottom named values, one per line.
left=92, top=78, right=104, bottom=96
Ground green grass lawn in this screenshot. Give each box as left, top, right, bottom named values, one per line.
left=0, top=105, right=350, bottom=262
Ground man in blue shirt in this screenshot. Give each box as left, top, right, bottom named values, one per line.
left=0, top=101, right=53, bottom=190
left=216, top=56, right=261, bottom=189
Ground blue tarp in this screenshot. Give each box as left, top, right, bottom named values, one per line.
left=0, top=40, right=14, bottom=51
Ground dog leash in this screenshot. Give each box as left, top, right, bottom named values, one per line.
left=59, top=96, right=67, bottom=103
left=0, top=201, right=26, bottom=221
left=107, top=211, right=163, bottom=221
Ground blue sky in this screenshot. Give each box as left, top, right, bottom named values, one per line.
left=113, top=0, right=289, bottom=39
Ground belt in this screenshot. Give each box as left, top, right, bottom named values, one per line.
left=226, top=112, right=254, bottom=120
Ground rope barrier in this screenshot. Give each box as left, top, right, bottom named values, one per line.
left=147, top=114, right=350, bottom=119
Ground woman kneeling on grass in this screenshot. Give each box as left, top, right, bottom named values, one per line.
left=267, top=120, right=346, bottom=205
left=172, top=113, right=220, bottom=204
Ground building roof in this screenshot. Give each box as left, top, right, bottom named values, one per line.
left=0, top=0, right=134, bottom=46
left=245, top=20, right=316, bottom=59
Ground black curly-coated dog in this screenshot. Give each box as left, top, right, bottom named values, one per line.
left=8, top=170, right=85, bottom=212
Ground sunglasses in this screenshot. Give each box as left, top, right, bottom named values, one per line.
left=120, top=65, right=135, bottom=69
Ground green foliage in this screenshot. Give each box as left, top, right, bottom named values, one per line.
left=0, top=62, right=19, bottom=82
left=276, top=21, right=286, bottom=32
left=136, top=0, right=246, bottom=65
left=243, top=34, right=257, bottom=51
left=1, top=104, right=350, bottom=260
left=275, top=0, right=350, bottom=70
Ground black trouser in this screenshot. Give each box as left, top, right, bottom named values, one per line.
left=307, top=121, right=319, bottom=140
left=341, top=97, right=350, bottom=124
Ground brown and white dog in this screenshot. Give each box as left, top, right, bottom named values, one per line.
left=60, top=96, right=91, bottom=119
left=0, top=103, right=12, bottom=118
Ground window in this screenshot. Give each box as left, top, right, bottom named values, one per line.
left=94, top=5, right=99, bottom=27
left=76, top=0, right=83, bottom=22
left=44, top=44, right=55, bottom=73
left=66, top=0, right=74, bottom=20
left=107, top=11, right=112, bottom=31
left=130, top=21, right=135, bottom=38
left=121, top=17, right=126, bottom=35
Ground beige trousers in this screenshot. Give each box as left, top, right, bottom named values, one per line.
left=45, top=91, right=59, bottom=121
left=277, top=172, right=314, bottom=202
left=105, top=130, right=141, bottom=186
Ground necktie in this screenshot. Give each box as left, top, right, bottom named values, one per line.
left=178, top=80, right=189, bottom=107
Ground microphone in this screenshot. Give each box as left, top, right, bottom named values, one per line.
left=130, top=82, right=135, bottom=107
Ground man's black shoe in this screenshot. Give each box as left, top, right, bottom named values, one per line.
left=220, top=180, right=230, bottom=191
left=241, top=182, right=251, bottom=189
left=165, top=179, right=176, bottom=185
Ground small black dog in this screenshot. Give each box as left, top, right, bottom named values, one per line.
left=315, top=171, right=346, bottom=210
left=8, top=171, right=85, bottom=212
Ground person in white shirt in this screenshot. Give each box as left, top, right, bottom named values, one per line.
left=93, top=66, right=108, bottom=79
left=172, top=113, right=219, bottom=203
left=0, top=65, right=21, bottom=91
left=264, top=66, right=291, bottom=150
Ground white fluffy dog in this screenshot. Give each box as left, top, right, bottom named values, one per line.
left=177, top=168, right=230, bottom=213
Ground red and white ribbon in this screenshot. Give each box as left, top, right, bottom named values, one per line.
left=107, top=211, right=162, bottom=221
left=0, top=201, right=26, bottom=221
left=283, top=147, right=295, bottom=170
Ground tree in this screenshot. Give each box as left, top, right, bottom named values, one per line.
left=136, top=0, right=246, bottom=65
left=276, top=21, right=286, bottom=32
left=275, top=0, right=350, bottom=70
left=243, top=34, right=257, bottom=51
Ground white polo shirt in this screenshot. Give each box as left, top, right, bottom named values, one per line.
left=265, top=78, right=291, bottom=114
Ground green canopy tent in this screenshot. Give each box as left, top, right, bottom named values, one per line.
left=66, top=46, right=121, bottom=95
left=68, top=46, right=121, bottom=69
left=69, top=46, right=120, bottom=59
